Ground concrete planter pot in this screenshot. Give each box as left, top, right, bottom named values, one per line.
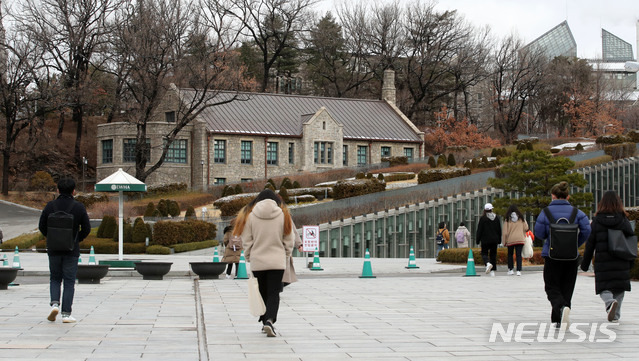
left=189, top=262, right=227, bottom=280
left=76, top=264, right=110, bottom=284
left=134, top=261, right=173, bottom=280
left=0, top=268, right=21, bottom=290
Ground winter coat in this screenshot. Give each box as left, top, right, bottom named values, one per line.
left=38, top=194, right=91, bottom=257
left=455, top=226, right=471, bottom=247
left=581, top=212, right=634, bottom=294
left=502, top=219, right=529, bottom=247
left=221, top=231, right=241, bottom=263
left=241, top=199, right=295, bottom=271
left=436, top=228, right=450, bottom=244
left=533, top=199, right=591, bottom=258
left=282, top=225, right=303, bottom=285
left=476, top=214, right=502, bottom=245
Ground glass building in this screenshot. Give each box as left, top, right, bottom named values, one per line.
left=602, top=29, right=634, bottom=62
left=524, top=21, right=577, bottom=59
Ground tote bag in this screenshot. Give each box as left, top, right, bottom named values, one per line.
left=608, top=228, right=638, bottom=261
left=248, top=274, right=266, bottom=317
left=522, top=234, right=534, bottom=259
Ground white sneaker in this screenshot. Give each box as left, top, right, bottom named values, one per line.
left=560, top=307, right=570, bottom=330
left=225, top=274, right=231, bottom=279
left=516, top=271, right=521, bottom=276
left=47, top=305, right=59, bottom=322
left=485, top=262, right=493, bottom=274
left=62, top=315, right=76, bottom=323
left=507, top=270, right=514, bottom=275
left=490, top=271, right=495, bottom=277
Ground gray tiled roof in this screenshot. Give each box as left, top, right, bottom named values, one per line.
left=180, top=90, right=423, bottom=142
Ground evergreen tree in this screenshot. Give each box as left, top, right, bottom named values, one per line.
left=428, top=156, right=436, bottom=168
left=447, top=153, right=456, bottom=166
left=437, top=154, right=447, bottom=167
left=487, top=150, right=593, bottom=216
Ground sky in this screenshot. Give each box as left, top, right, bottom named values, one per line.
left=315, top=0, right=639, bottom=60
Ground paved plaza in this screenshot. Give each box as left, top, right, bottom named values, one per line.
left=1, top=251, right=638, bottom=360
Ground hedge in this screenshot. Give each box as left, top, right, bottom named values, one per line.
left=603, top=143, right=637, bottom=160
left=1, top=232, right=44, bottom=251
left=146, top=245, right=172, bottom=255
left=381, top=156, right=408, bottom=166
left=332, top=178, right=385, bottom=200
left=152, top=220, right=216, bottom=246
left=417, top=167, right=471, bottom=184
left=383, top=172, right=416, bottom=182
left=172, top=240, right=218, bottom=253
left=436, top=247, right=545, bottom=265
left=78, top=238, right=146, bottom=254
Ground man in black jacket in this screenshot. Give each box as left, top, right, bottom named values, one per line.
left=38, top=178, right=91, bottom=323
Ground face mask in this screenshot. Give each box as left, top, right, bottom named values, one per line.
left=511, top=212, right=518, bottom=222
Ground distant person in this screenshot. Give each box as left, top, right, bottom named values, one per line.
left=534, top=181, right=591, bottom=329
left=476, top=203, right=501, bottom=276
left=233, top=189, right=295, bottom=337
left=435, top=222, right=450, bottom=258
left=502, top=204, right=529, bottom=276
left=38, top=178, right=91, bottom=323
left=221, top=224, right=241, bottom=279
left=455, top=222, right=471, bottom=248
left=581, top=190, right=635, bottom=323
left=0, top=226, right=3, bottom=244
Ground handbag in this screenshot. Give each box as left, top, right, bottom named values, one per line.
left=608, top=228, right=638, bottom=261
left=248, top=274, right=266, bottom=317
left=522, top=234, right=534, bottom=259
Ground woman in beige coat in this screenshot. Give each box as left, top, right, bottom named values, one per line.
left=221, top=225, right=241, bottom=278
left=233, top=189, right=295, bottom=337
left=502, top=204, right=529, bottom=276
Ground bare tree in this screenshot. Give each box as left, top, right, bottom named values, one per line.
left=105, top=0, right=253, bottom=182
left=210, top=0, right=318, bottom=92
left=0, top=6, right=52, bottom=194
left=490, top=35, right=546, bottom=143
left=15, top=0, right=122, bottom=166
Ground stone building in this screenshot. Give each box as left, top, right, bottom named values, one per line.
left=96, top=69, right=424, bottom=188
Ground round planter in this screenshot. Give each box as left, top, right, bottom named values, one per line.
left=189, top=262, right=227, bottom=280
left=0, top=268, right=21, bottom=290
left=134, top=261, right=173, bottom=280
left=76, top=264, right=110, bottom=284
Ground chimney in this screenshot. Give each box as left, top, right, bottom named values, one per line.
left=382, top=68, right=396, bottom=106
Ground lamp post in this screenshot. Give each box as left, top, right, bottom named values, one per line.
left=82, top=156, right=87, bottom=193
left=201, top=160, right=205, bottom=192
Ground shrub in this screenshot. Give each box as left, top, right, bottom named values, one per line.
left=428, top=156, right=436, bottom=168
left=437, top=155, right=447, bottom=167
left=132, top=217, right=149, bottom=243
left=596, top=134, right=626, bottom=145
left=288, top=194, right=316, bottom=203
left=292, top=180, right=301, bottom=189
left=377, top=173, right=385, bottom=181
left=113, top=220, right=133, bottom=243
left=222, top=185, right=235, bottom=197
left=604, top=143, right=637, bottom=160
left=157, top=199, right=168, bottom=217
left=491, top=148, right=499, bottom=157
left=234, top=184, right=243, bottom=194
left=75, top=193, right=108, bottom=208
left=626, top=130, right=639, bottom=143
left=96, top=215, right=117, bottom=238
left=464, top=160, right=472, bottom=169
left=355, top=172, right=366, bottom=179
left=381, top=156, right=408, bottom=166
left=436, top=247, right=545, bottom=265
left=146, top=245, right=172, bottom=255
left=280, top=177, right=293, bottom=190
left=29, top=171, right=56, bottom=191
left=383, top=172, right=415, bottom=182
left=332, top=178, right=386, bottom=200
left=266, top=178, right=276, bottom=189
left=143, top=202, right=156, bottom=217
left=168, top=200, right=180, bottom=217
left=185, top=206, right=196, bottom=219
left=447, top=153, right=456, bottom=166
left=0, top=232, right=44, bottom=251
left=144, top=183, right=188, bottom=197
left=366, top=172, right=373, bottom=179
left=264, top=182, right=275, bottom=191
left=172, top=240, right=218, bottom=253
left=417, top=167, right=471, bottom=184
left=217, top=196, right=253, bottom=217
left=279, top=186, right=290, bottom=203
left=80, top=238, right=146, bottom=254
left=575, top=143, right=584, bottom=151
left=152, top=220, right=216, bottom=246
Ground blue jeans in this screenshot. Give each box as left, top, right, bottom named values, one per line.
left=436, top=243, right=448, bottom=258
left=49, top=255, right=79, bottom=314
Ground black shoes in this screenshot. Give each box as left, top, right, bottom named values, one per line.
left=263, top=321, right=276, bottom=337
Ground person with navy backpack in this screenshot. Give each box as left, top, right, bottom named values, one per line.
left=534, top=181, right=591, bottom=330
left=38, top=178, right=91, bottom=324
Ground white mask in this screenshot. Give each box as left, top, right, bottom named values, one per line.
left=511, top=212, right=518, bottom=222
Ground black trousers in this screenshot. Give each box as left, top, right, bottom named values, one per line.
left=225, top=262, right=238, bottom=276
left=481, top=243, right=498, bottom=271
left=543, top=257, right=579, bottom=323
left=507, top=244, right=524, bottom=271
left=252, top=269, right=284, bottom=324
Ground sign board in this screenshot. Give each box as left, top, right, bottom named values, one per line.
left=302, top=225, right=320, bottom=252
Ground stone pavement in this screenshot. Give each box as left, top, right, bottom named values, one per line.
left=1, top=252, right=638, bottom=360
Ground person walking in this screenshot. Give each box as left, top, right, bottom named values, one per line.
left=476, top=203, right=501, bottom=276
left=38, top=178, right=91, bottom=323
left=581, top=190, right=635, bottom=323
left=221, top=224, right=241, bottom=279
left=434, top=222, right=450, bottom=258
left=455, top=222, right=471, bottom=248
left=534, top=181, right=591, bottom=329
left=233, top=189, right=295, bottom=337
left=502, top=204, right=529, bottom=276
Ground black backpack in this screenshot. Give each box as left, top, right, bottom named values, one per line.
left=46, top=202, right=77, bottom=252
left=543, top=206, right=580, bottom=261
left=435, top=230, right=445, bottom=245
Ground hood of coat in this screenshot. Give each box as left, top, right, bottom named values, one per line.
left=251, top=199, right=283, bottom=220
left=595, top=212, right=625, bottom=228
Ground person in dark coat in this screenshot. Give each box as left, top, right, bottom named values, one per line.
left=476, top=203, right=501, bottom=276
left=581, top=190, right=635, bottom=322
left=38, top=178, right=91, bottom=323
left=534, top=181, right=591, bottom=330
